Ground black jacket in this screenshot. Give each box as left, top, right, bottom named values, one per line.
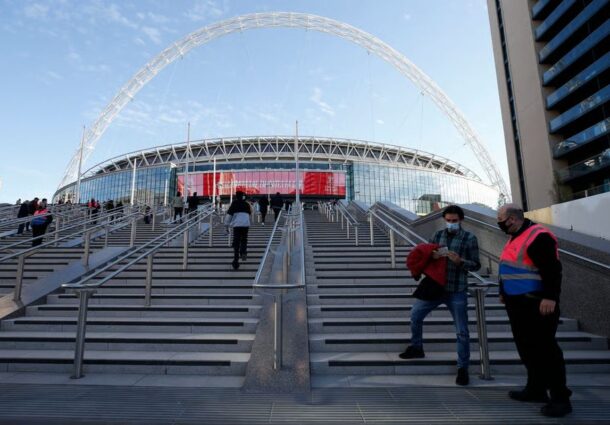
left=17, top=203, right=29, bottom=218
left=258, top=197, right=269, bottom=210
left=270, top=195, right=283, bottom=209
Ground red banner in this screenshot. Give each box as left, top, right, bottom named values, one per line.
left=177, top=170, right=346, bottom=197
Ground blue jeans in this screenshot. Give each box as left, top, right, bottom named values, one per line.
left=410, top=291, right=470, bottom=369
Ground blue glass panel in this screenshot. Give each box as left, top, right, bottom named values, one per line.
left=547, top=52, right=610, bottom=108
left=532, top=0, right=553, bottom=19
left=554, top=118, right=610, bottom=157
left=539, top=0, right=608, bottom=62
left=535, top=0, right=577, bottom=40
left=543, top=21, right=610, bottom=85
left=549, top=85, right=610, bottom=133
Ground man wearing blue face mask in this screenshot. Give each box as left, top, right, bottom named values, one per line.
left=400, top=205, right=480, bottom=386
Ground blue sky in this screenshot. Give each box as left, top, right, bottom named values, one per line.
left=0, top=0, right=508, bottom=203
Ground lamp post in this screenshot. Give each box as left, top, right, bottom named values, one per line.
left=294, top=121, right=300, bottom=206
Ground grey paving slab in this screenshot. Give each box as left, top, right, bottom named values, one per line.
left=0, top=384, right=609, bottom=424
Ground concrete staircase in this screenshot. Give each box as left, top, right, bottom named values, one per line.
left=305, top=208, right=610, bottom=378
left=0, top=214, right=280, bottom=379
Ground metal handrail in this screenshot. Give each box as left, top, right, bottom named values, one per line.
left=0, top=204, right=87, bottom=228
left=253, top=209, right=284, bottom=285
left=0, top=208, right=145, bottom=263
left=251, top=203, right=306, bottom=370
left=63, top=207, right=213, bottom=379
left=369, top=208, right=495, bottom=285
left=463, top=215, right=610, bottom=271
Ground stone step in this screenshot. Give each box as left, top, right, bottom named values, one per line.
left=308, top=317, right=579, bottom=333
left=310, top=350, right=610, bottom=375
left=48, top=293, right=258, bottom=306
left=0, top=349, right=250, bottom=375
left=308, top=304, right=510, bottom=318
left=73, top=282, right=257, bottom=294
left=2, top=316, right=259, bottom=333
left=0, top=331, right=255, bottom=352
left=309, top=331, right=607, bottom=352
left=26, top=304, right=261, bottom=318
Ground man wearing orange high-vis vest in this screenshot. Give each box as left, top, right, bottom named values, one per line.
left=497, top=204, right=572, bottom=418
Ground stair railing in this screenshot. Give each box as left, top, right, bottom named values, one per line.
left=0, top=208, right=149, bottom=302
left=253, top=205, right=306, bottom=370
left=368, top=206, right=496, bottom=380
left=61, top=206, right=214, bottom=379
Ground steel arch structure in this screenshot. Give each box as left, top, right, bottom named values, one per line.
left=59, top=11, right=509, bottom=197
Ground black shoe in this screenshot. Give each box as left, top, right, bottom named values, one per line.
left=508, top=389, right=550, bottom=403
left=541, top=401, right=572, bottom=417
left=455, top=367, right=469, bottom=386
left=398, top=345, right=425, bottom=359
left=231, top=261, right=239, bottom=270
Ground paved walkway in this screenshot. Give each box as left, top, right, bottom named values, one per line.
left=0, top=382, right=609, bottom=424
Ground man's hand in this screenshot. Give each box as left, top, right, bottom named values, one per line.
left=431, top=250, right=441, bottom=260
left=539, top=299, right=556, bottom=316
left=446, top=251, right=462, bottom=265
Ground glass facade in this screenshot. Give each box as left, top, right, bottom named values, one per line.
left=54, top=157, right=500, bottom=214
left=54, top=166, right=174, bottom=206
left=351, top=163, right=499, bottom=215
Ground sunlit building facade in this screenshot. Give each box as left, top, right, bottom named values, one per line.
left=54, top=136, right=500, bottom=214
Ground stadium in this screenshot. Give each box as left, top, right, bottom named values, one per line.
left=53, top=135, right=501, bottom=215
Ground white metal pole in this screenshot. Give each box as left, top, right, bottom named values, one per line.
left=163, top=177, right=169, bottom=207
left=295, top=120, right=300, bottom=206
left=130, top=159, right=137, bottom=206
left=212, top=157, right=217, bottom=210
left=184, top=122, right=191, bottom=204
left=75, top=126, right=86, bottom=204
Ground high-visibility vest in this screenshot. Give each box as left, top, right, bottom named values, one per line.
left=499, top=223, right=558, bottom=295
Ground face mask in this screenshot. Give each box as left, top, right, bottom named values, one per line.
left=446, top=222, right=460, bottom=233
left=497, top=218, right=511, bottom=234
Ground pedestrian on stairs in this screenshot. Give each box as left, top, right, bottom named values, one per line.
left=225, top=191, right=252, bottom=270
left=172, top=191, right=184, bottom=223
left=400, top=205, right=480, bottom=386
left=258, top=196, right=269, bottom=225
left=271, top=192, right=283, bottom=222
left=497, top=204, right=572, bottom=418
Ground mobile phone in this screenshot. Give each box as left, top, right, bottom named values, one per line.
left=437, top=247, right=449, bottom=256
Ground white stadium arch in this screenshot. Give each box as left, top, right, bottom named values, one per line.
left=59, top=12, right=509, bottom=197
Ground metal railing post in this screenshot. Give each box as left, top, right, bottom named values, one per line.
left=54, top=216, right=61, bottom=246
left=71, top=288, right=95, bottom=379
left=129, top=218, right=137, bottom=247
left=369, top=214, right=374, bottom=246
left=282, top=250, right=289, bottom=281
left=355, top=225, right=359, bottom=247
left=13, top=253, right=27, bottom=302
left=82, top=231, right=91, bottom=267
left=389, top=228, right=396, bottom=269
left=227, top=227, right=232, bottom=247
left=209, top=214, right=213, bottom=247
left=182, top=228, right=189, bottom=270
left=104, top=225, right=109, bottom=248
left=347, top=221, right=350, bottom=239
left=273, top=292, right=283, bottom=370
left=152, top=209, right=156, bottom=231
left=473, top=286, right=493, bottom=380
left=144, top=253, right=153, bottom=307
left=341, top=214, right=344, bottom=229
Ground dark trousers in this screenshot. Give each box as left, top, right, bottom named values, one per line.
left=17, top=223, right=25, bottom=234
left=232, top=227, right=249, bottom=262
left=505, top=295, right=572, bottom=401
left=31, top=225, right=46, bottom=247
left=272, top=208, right=281, bottom=222
left=260, top=208, right=268, bottom=223
left=174, top=207, right=183, bottom=222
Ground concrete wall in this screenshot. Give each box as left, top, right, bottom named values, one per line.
left=526, top=192, right=610, bottom=240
